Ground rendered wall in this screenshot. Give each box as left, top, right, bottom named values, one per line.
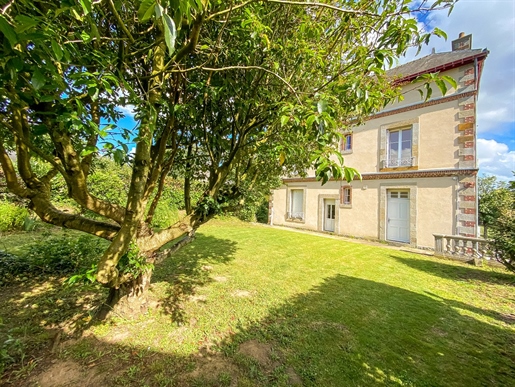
left=273, top=176, right=456, bottom=249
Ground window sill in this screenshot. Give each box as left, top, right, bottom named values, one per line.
left=340, top=204, right=352, bottom=209
left=286, top=218, right=305, bottom=224
left=340, top=150, right=353, bottom=155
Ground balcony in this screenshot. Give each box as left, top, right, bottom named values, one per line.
left=382, top=156, right=415, bottom=169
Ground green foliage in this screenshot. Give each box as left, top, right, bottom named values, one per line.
left=87, top=157, right=132, bottom=206
left=0, top=251, right=30, bottom=285
left=478, top=175, right=510, bottom=235
left=1, top=330, right=26, bottom=375
left=22, top=233, right=105, bottom=275
left=479, top=174, right=515, bottom=272
left=0, top=0, right=459, bottom=289
left=0, top=201, right=30, bottom=232
left=150, top=198, right=179, bottom=228
left=491, top=205, right=515, bottom=273
left=118, top=244, right=154, bottom=278
left=67, top=264, right=98, bottom=285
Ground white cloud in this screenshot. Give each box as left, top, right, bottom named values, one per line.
left=116, top=104, right=137, bottom=118
left=477, top=139, right=515, bottom=181
left=403, top=0, right=515, bottom=137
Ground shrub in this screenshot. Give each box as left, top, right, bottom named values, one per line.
left=0, top=251, right=30, bottom=285
left=22, top=233, right=106, bottom=275
left=150, top=199, right=179, bottom=229
left=0, top=201, right=30, bottom=232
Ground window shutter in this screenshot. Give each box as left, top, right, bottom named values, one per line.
left=340, top=186, right=344, bottom=205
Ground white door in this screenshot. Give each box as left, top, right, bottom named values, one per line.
left=324, top=199, right=336, bottom=232
left=387, top=191, right=410, bottom=243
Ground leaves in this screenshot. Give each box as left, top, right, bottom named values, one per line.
left=0, top=15, right=17, bottom=47
left=79, top=0, right=92, bottom=16
left=432, top=27, right=447, bottom=40
left=31, top=69, right=46, bottom=90
left=138, top=0, right=156, bottom=22
left=14, top=15, right=39, bottom=33
left=162, top=13, right=177, bottom=56
left=51, top=40, right=64, bottom=61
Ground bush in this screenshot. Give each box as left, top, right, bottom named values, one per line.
left=0, top=201, right=30, bottom=232
left=23, top=233, right=106, bottom=274
left=150, top=199, right=179, bottom=229
left=0, top=251, right=30, bottom=285
left=0, top=233, right=106, bottom=283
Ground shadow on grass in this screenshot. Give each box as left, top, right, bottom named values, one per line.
left=3, top=273, right=515, bottom=386
left=220, top=274, right=515, bottom=386
left=391, top=255, right=515, bottom=286
left=0, top=276, right=107, bottom=380
left=0, top=233, right=237, bottom=380
left=152, top=233, right=238, bottom=324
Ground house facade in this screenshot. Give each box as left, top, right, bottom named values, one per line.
left=270, top=34, right=489, bottom=249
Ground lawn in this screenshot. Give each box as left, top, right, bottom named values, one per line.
left=1, top=219, right=514, bottom=386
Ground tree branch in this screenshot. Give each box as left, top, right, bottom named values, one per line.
left=202, top=65, right=301, bottom=104
left=107, top=0, right=135, bottom=43
left=29, top=195, right=120, bottom=240
left=0, top=142, right=30, bottom=198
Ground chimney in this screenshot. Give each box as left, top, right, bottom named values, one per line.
left=452, top=32, right=472, bottom=51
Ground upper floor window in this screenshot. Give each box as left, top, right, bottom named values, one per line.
left=341, top=133, right=352, bottom=153
left=387, top=127, right=413, bottom=167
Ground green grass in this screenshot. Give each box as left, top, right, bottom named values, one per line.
left=1, top=219, right=514, bottom=386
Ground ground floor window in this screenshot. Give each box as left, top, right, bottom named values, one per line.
left=340, top=186, right=352, bottom=206
left=288, top=189, right=304, bottom=220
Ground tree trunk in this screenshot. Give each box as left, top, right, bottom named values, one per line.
left=96, top=269, right=154, bottom=321
left=95, top=232, right=197, bottom=320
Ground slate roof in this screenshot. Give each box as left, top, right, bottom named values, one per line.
left=387, top=49, right=488, bottom=81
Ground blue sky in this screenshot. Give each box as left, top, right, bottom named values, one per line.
left=407, top=0, right=515, bottom=181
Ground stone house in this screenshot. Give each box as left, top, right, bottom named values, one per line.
left=270, top=33, right=489, bottom=249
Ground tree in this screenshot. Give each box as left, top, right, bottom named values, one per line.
left=478, top=175, right=509, bottom=238
left=0, top=0, right=457, bottom=314
left=478, top=173, right=515, bottom=272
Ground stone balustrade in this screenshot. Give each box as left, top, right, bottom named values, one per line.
left=433, top=234, right=497, bottom=265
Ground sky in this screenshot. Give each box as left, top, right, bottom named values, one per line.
left=406, top=0, right=515, bottom=181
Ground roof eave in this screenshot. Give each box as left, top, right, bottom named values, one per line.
left=392, top=50, right=489, bottom=85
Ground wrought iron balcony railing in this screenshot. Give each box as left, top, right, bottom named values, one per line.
left=383, top=156, right=414, bottom=168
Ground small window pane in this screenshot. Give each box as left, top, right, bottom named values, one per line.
left=343, top=188, right=351, bottom=204
left=400, top=192, right=409, bottom=199
left=389, top=131, right=399, bottom=143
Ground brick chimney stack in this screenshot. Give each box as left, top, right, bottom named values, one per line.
left=452, top=32, right=472, bottom=51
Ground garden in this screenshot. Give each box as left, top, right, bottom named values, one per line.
left=1, top=219, right=514, bottom=386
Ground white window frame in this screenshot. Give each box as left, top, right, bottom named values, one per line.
left=287, top=188, right=305, bottom=221
left=387, top=127, right=413, bottom=168
left=340, top=186, right=352, bottom=208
